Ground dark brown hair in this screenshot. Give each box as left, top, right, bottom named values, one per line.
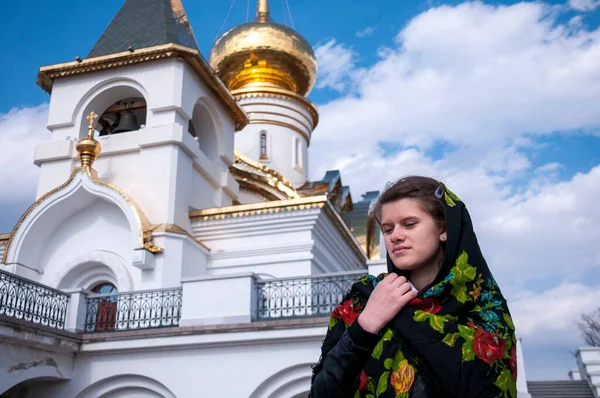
left=373, top=176, right=446, bottom=228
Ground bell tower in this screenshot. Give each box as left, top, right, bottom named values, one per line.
left=209, top=0, right=319, bottom=192
left=35, top=0, right=247, bottom=224
left=27, top=0, right=248, bottom=288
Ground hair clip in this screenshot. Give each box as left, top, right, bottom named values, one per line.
left=434, top=186, right=444, bottom=199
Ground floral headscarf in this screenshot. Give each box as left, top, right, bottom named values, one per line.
left=312, top=186, right=517, bottom=397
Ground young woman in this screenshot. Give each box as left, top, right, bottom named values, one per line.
left=310, top=176, right=517, bottom=398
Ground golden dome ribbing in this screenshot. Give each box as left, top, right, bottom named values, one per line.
left=209, top=0, right=317, bottom=96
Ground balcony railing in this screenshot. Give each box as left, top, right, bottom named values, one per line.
left=0, top=268, right=69, bottom=329
left=255, top=271, right=367, bottom=320
left=84, top=288, right=182, bottom=333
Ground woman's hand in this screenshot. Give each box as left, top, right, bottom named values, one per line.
left=357, top=274, right=417, bottom=334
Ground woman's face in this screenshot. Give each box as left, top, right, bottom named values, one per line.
left=380, top=198, right=446, bottom=272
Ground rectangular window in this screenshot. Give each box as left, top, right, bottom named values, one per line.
left=260, top=131, right=268, bottom=160
left=295, top=138, right=302, bottom=169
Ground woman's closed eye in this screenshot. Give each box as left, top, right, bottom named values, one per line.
left=381, top=225, right=394, bottom=234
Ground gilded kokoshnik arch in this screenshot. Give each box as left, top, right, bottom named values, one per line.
left=1, top=113, right=163, bottom=276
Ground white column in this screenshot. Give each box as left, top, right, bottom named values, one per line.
left=516, top=338, right=532, bottom=398
left=61, top=288, right=91, bottom=333
left=367, top=258, right=386, bottom=276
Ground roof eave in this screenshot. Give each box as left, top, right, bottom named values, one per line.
left=36, top=44, right=249, bottom=131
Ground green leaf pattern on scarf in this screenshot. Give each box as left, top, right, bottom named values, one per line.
left=444, top=188, right=461, bottom=207
left=316, top=189, right=517, bottom=397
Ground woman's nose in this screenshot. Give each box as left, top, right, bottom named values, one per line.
left=390, top=227, right=405, bottom=243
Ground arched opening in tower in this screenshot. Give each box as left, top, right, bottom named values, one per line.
left=97, top=97, right=147, bottom=136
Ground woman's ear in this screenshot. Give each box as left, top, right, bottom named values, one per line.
left=440, top=225, right=447, bottom=242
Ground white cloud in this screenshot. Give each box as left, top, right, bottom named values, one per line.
left=510, top=282, right=599, bottom=379
left=569, top=0, right=600, bottom=11
left=314, top=39, right=359, bottom=92
left=356, top=26, right=376, bottom=38
left=312, top=1, right=600, bottom=157
left=0, top=105, right=49, bottom=204
left=511, top=282, right=600, bottom=344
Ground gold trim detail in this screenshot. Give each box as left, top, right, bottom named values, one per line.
left=238, top=186, right=272, bottom=202
left=190, top=195, right=327, bottom=220
left=233, top=87, right=319, bottom=129
left=1, top=167, right=162, bottom=264
left=77, top=112, right=102, bottom=168
left=148, top=224, right=210, bottom=252
left=189, top=196, right=366, bottom=261
left=236, top=179, right=286, bottom=202
left=231, top=150, right=300, bottom=200
left=36, top=44, right=249, bottom=131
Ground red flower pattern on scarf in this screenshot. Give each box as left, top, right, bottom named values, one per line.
left=332, top=299, right=360, bottom=325
left=510, top=344, right=517, bottom=380
left=409, top=298, right=442, bottom=314
left=473, top=329, right=505, bottom=364
left=359, top=370, right=368, bottom=391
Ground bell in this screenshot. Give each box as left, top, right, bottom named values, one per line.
left=112, top=111, right=139, bottom=134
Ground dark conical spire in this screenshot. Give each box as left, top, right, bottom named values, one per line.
left=87, top=0, right=199, bottom=58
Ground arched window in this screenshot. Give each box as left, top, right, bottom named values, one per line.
left=191, top=100, right=219, bottom=162
left=260, top=131, right=268, bottom=160
left=92, top=282, right=118, bottom=294
left=97, top=97, right=146, bottom=136
left=91, top=282, right=118, bottom=332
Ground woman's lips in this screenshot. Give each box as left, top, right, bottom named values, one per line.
left=393, top=246, right=409, bottom=254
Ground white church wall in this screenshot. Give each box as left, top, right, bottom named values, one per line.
left=191, top=208, right=320, bottom=278
left=39, top=199, right=137, bottom=290
left=235, top=96, right=313, bottom=188
left=34, top=156, right=77, bottom=201
left=181, top=64, right=236, bottom=166
left=180, top=272, right=256, bottom=326
left=25, top=327, right=324, bottom=398
left=0, top=341, right=74, bottom=395
left=311, top=209, right=366, bottom=274
left=36, top=58, right=240, bottom=231
left=47, top=59, right=177, bottom=137
left=576, top=347, right=600, bottom=397
left=151, top=232, right=209, bottom=288
left=367, top=258, right=387, bottom=276
left=191, top=205, right=367, bottom=280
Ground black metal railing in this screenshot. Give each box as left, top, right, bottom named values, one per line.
left=0, top=268, right=69, bottom=329
left=84, top=288, right=182, bottom=332
left=255, top=271, right=367, bottom=320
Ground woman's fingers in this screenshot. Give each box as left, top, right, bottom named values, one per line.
left=402, top=290, right=418, bottom=304
left=394, top=281, right=412, bottom=296
left=383, top=273, right=399, bottom=284
left=391, top=275, right=407, bottom=287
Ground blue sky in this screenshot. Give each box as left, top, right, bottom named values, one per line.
left=2, top=0, right=600, bottom=383
left=3, top=0, right=599, bottom=183
left=3, top=0, right=595, bottom=111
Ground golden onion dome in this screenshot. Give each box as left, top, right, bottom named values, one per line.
left=209, top=0, right=317, bottom=97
